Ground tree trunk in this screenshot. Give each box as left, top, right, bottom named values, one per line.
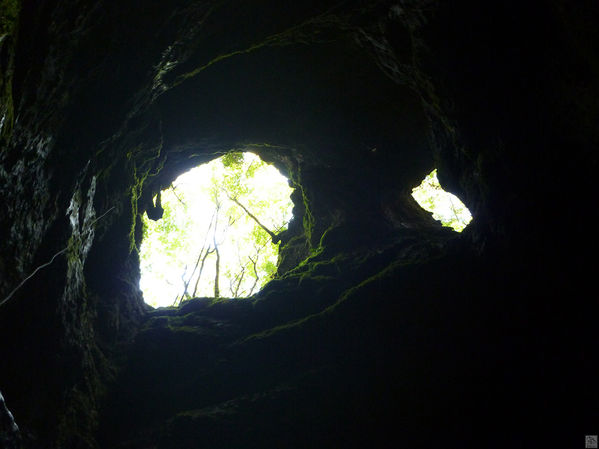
left=232, top=267, right=245, bottom=297
left=214, top=246, right=220, bottom=298
left=192, top=247, right=215, bottom=297
left=187, top=210, right=217, bottom=298
left=247, top=255, right=260, bottom=296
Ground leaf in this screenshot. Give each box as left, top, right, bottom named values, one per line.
left=139, top=152, right=294, bottom=304
left=411, top=169, right=472, bottom=232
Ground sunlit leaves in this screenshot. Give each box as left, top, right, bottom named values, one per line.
left=411, top=169, right=472, bottom=232
left=140, top=152, right=294, bottom=307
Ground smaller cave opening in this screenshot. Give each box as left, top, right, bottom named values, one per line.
left=140, top=152, right=294, bottom=307
left=411, top=169, right=472, bottom=232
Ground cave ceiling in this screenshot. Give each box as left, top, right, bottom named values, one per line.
left=0, top=1, right=598, bottom=448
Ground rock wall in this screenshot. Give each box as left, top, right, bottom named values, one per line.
left=0, top=1, right=597, bottom=448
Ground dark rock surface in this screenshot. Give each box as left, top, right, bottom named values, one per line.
left=0, top=391, right=21, bottom=449
left=0, top=1, right=598, bottom=448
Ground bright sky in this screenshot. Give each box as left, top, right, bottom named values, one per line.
left=140, top=152, right=294, bottom=307
left=411, top=169, right=472, bottom=232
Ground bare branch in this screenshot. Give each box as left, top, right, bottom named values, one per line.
left=222, top=189, right=279, bottom=243
left=247, top=255, right=260, bottom=296
left=169, top=184, right=187, bottom=207
left=192, top=247, right=215, bottom=297
left=213, top=205, right=221, bottom=298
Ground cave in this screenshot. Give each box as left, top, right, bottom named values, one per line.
left=0, top=1, right=598, bottom=448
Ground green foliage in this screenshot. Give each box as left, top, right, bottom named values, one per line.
left=221, top=151, right=244, bottom=167
left=140, top=152, right=294, bottom=306
left=411, top=169, right=472, bottom=232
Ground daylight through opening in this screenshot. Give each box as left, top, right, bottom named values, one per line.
left=140, top=152, right=294, bottom=307
left=411, top=169, right=472, bottom=232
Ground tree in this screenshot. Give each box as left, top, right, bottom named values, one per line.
left=140, top=152, right=294, bottom=307
left=411, top=169, right=472, bottom=232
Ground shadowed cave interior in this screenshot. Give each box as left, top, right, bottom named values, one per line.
left=0, top=1, right=598, bottom=448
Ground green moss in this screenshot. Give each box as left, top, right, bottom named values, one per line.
left=0, top=0, right=20, bottom=36
left=129, top=180, right=143, bottom=253
left=297, top=273, right=334, bottom=287
left=243, top=248, right=426, bottom=343
left=300, top=187, right=314, bottom=245
left=167, top=13, right=340, bottom=89
left=279, top=217, right=346, bottom=281
left=276, top=233, right=310, bottom=275
left=167, top=324, right=208, bottom=335
left=0, top=0, right=20, bottom=144
left=126, top=138, right=165, bottom=253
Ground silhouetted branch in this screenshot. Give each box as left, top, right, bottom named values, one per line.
left=223, top=190, right=279, bottom=243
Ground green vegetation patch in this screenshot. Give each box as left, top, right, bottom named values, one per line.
left=411, top=169, right=472, bottom=232
left=140, top=152, right=294, bottom=307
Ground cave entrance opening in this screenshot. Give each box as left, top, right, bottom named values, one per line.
left=411, top=169, right=472, bottom=232
left=140, top=152, right=294, bottom=308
